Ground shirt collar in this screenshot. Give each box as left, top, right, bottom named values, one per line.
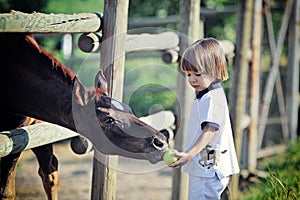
left=196, top=81, right=222, bottom=99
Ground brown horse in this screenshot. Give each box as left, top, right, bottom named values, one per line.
left=0, top=33, right=168, bottom=199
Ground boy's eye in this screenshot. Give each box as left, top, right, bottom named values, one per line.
left=186, top=73, right=202, bottom=77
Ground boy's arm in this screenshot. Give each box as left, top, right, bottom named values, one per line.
left=169, top=125, right=216, bottom=168
left=186, top=125, right=216, bottom=159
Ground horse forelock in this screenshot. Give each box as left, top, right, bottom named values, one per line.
left=94, top=87, right=108, bottom=101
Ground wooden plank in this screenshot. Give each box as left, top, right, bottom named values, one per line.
left=0, top=122, right=78, bottom=157
left=0, top=10, right=102, bottom=33
left=78, top=33, right=102, bottom=53
left=257, top=0, right=294, bottom=148
left=257, top=144, right=287, bottom=159
left=275, top=75, right=289, bottom=142
left=248, top=0, right=262, bottom=173
left=240, top=169, right=269, bottom=179
left=126, top=32, right=179, bottom=52
left=139, top=111, right=175, bottom=131
left=77, top=33, right=234, bottom=67
left=229, top=0, right=254, bottom=197
left=162, top=49, right=179, bottom=64
left=91, top=0, right=129, bottom=200
left=172, top=1, right=201, bottom=200
left=287, top=0, right=300, bottom=142
left=78, top=32, right=179, bottom=53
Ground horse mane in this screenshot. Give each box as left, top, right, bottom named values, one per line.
left=25, top=34, right=76, bottom=82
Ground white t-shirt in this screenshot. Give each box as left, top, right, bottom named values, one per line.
left=181, top=82, right=240, bottom=178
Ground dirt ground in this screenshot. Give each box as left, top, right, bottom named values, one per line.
left=15, top=140, right=173, bottom=200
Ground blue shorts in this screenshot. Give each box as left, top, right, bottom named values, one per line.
left=188, top=173, right=229, bottom=200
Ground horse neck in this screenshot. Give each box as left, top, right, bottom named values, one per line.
left=0, top=34, right=92, bottom=131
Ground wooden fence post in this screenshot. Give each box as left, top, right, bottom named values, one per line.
left=91, top=0, right=129, bottom=199
left=287, top=0, right=299, bottom=142
left=229, top=0, right=254, bottom=198
left=172, top=0, right=201, bottom=200
left=248, top=0, right=262, bottom=174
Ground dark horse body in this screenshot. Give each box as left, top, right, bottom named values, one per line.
left=0, top=33, right=168, bottom=199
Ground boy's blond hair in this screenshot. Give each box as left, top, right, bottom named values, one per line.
left=180, top=38, right=228, bottom=81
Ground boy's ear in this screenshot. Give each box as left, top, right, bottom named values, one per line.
left=94, top=70, right=108, bottom=95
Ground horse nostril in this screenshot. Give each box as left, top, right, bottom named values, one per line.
left=152, top=137, right=164, bottom=150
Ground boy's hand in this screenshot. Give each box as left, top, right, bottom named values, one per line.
left=168, top=151, right=191, bottom=169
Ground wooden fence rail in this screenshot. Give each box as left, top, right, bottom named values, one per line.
left=77, top=32, right=235, bottom=55
left=0, top=111, right=175, bottom=158
left=77, top=32, right=180, bottom=53
left=0, top=11, right=102, bottom=33
left=0, top=122, right=78, bottom=157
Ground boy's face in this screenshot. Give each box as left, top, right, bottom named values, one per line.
left=185, top=71, right=215, bottom=92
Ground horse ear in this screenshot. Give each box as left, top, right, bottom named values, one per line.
left=95, top=70, right=108, bottom=94
left=73, top=77, right=88, bottom=106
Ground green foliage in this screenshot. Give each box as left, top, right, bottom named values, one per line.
left=201, top=0, right=237, bottom=41
left=129, top=0, right=237, bottom=41
left=43, top=0, right=103, bottom=14
left=123, top=56, right=178, bottom=117
left=241, top=139, right=300, bottom=200
left=204, top=14, right=236, bottom=41
left=129, top=0, right=180, bottom=18
left=0, top=0, right=10, bottom=12
left=127, top=83, right=176, bottom=117
left=0, top=0, right=104, bottom=13
left=74, top=54, right=100, bottom=87
left=201, top=0, right=237, bottom=8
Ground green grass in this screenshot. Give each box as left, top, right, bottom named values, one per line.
left=240, top=139, right=300, bottom=200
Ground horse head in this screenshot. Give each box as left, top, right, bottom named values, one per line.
left=72, top=70, right=169, bottom=164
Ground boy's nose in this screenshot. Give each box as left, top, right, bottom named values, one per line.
left=191, top=75, right=197, bottom=82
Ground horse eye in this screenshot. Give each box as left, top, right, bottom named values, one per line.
left=104, top=117, right=115, bottom=125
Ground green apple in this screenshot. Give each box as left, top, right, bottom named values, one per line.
left=163, top=148, right=179, bottom=165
